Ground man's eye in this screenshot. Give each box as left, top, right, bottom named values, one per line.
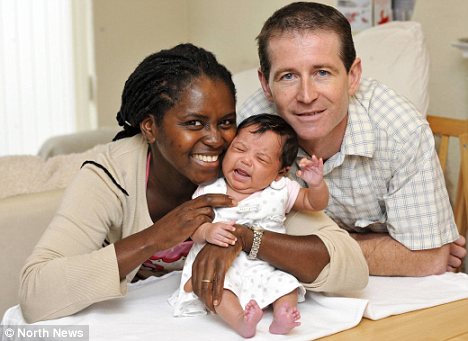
left=280, top=73, right=295, bottom=81
left=317, top=70, right=329, bottom=77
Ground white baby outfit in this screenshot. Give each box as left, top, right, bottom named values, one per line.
left=169, top=177, right=306, bottom=317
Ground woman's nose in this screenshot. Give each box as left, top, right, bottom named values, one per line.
left=204, top=126, right=222, bottom=147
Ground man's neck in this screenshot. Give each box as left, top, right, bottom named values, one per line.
left=299, top=115, right=348, bottom=161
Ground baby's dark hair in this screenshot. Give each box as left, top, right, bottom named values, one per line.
left=114, top=43, right=236, bottom=141
left=237, top=114, right=298, bottom=169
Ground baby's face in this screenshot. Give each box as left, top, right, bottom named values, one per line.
left=222, top=126, right=283, bottom=195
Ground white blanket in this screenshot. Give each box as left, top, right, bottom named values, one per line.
left=3, top=272, right=468, bottom=340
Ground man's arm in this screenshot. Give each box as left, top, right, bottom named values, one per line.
left=352, top=233, right=453, bottom=276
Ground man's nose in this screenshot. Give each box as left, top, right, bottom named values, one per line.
left=296, top=78, right=318, bottom=103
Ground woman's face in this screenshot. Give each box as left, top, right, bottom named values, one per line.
left=153, top=76, right=236, bottom=185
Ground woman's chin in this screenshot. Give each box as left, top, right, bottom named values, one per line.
left=192, top=170, right=221, bottom=186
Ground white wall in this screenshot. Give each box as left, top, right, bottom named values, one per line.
left=91, top=1, right=336, bottom=127
left=413, top=0, right=468, bottom=198
left=92, top=0, right=188, bottom=127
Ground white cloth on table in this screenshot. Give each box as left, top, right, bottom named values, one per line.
left=329, top=272, right=468, bottom=320
left=3, top=272, right=468, bottom=340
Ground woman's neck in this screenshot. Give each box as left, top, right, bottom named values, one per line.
left=146, top=150, right=196, bottom=222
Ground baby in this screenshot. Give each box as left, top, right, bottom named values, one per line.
left=169, top=114, right=329, bottom=338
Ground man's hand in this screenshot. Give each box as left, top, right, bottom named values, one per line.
left=447, top=235, right=466, bottom=272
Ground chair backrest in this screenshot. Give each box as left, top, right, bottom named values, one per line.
left=426, top=115, right=468, bottom=239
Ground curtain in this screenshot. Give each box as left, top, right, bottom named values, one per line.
left=0, top=0, right=75, bottom=156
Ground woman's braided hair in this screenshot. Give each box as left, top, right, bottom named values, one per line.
left=114, top=43, right=236, bottom=141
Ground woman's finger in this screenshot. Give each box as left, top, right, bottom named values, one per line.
left=194, top=193, right=237, bottom=209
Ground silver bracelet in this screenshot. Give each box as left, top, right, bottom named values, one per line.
left=247, top=228, right=264, bottom=260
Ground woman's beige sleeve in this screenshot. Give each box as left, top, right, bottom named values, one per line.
left=19, top=170, right=128, bottom=323
left=285, top=210, right=369, bottom=292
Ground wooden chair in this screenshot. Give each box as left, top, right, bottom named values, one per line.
left=426, top=115, right=468, bottom=242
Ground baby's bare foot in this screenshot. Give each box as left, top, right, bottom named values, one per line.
left=269, top=303, right=301, bottom=335
left=238, top=300, right=263, bottom=338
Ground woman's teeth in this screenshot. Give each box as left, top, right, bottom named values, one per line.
left=193, top=154, right=218, bottom=162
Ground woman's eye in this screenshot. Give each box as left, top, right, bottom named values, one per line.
left=219, top=118, right=235, bottom=128
left=185, top=120, right=203, bottom=127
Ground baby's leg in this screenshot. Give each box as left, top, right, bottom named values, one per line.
left=269, top=289, right=301, bottom=335
left=215, top=290, right=263, bottom=338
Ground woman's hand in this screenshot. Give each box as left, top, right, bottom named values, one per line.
left=191, top=224, right=247, bottom=312
left=115, top=193, right=235, bottom=279
left=150, top=194, right=236, bottom=250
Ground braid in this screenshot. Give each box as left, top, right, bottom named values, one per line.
left=113, top=43, right=236, bottom=141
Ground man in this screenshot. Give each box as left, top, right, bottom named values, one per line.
left=238, top=1, right=466, bottom=276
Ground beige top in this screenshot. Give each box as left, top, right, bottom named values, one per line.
left=19, top=135, right=368, bottom=323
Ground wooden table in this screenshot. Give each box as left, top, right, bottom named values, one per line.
left=318, top=299, right=468, bottom=340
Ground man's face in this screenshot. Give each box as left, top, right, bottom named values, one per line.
left=259, top=30, right=361, bottom=148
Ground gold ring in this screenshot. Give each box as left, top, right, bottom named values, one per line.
left=201, top=279, right=212, bottom=283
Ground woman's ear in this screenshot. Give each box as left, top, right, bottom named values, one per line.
left=275, top=166, right=290, bottom=181
left=140, top=116, right=157, bottom=144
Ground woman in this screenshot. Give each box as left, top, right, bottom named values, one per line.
left=19, top=44, right=237, bottom=323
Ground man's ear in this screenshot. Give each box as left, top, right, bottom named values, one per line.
left=347, top=57, right=362, bottom=97
left=140, top=115, right=157, bottom=144
left=275, top=166, right=290, bottom=181
left=258, top=69, right=274, bottom=102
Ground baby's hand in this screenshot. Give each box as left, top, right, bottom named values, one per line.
left=204, top=221, right=237, bottom=247
left=296, top=155, right=324, bottom=187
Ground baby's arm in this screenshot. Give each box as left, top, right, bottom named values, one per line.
left=192, top=221, right=237, bottom=247
left=294, top=155, right=329, bottom=211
